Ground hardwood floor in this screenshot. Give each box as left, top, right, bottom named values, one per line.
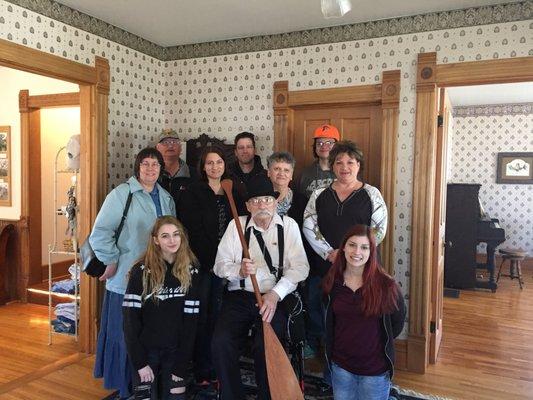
left=395, top=264, right=533, bottom=399
left=0, top=302, right=111, bottom=399
left=1, top=265, right=533, bottom=399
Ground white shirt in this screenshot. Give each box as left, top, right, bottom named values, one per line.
left=214, top=214, right=309, bottom=300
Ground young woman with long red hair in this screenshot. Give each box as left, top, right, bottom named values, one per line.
left=323, top=224, right=406, bottom=400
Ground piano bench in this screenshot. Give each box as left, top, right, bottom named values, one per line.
left=497, top=248, right=527, bottom=290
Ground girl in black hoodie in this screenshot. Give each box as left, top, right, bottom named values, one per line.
left=123, top=216, right=201, bottom=399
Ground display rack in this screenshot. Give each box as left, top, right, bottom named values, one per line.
left=47, top=146, right=79, bottom=344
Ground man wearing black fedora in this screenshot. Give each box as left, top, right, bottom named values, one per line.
left=212, top=175, right=309, bottom=400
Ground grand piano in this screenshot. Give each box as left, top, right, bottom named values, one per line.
left=444, top=183, right=506, bottom=292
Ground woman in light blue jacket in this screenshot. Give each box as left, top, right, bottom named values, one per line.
left=91, top=147, right=176, bottom=399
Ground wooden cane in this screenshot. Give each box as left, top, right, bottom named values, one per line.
left=221, top=179, right=304, bottom=400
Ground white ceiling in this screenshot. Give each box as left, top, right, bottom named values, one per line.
left=54, top=0, right=522, bottom=46
left=447, top=83, right=533, bottom=107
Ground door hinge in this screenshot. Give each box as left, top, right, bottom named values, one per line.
left=430, top=321, right=436, bottom=333
left=437, top=115, right=444, bottom=127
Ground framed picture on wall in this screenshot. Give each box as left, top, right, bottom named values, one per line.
left=0, top=126, right=11, bottom=206
left=496, top=152, right=533, bottom=184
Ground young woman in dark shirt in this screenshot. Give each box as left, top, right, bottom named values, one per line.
left=123, top=216, right=200, bottom=400
left=322, top=224, right=405, bottom=400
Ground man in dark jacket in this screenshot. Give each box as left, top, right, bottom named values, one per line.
left=156, top=129, right=196, bottom=216
left=228, top=131, right=266, bottom=198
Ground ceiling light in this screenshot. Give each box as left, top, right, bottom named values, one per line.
left=321, top=0, right=352, bottom=18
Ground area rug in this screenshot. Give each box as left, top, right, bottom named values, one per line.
left=103, top=364, right=453, bottom=400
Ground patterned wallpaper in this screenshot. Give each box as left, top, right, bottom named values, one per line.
left=0, top=0, right=166, bottom=188
left=4, top=0, right=532, bottom=59
left=450, top=104, right=533, bottom=254
left=164, top=21, right=532, bottom=296
left=1, top=0, right=532, bottom=330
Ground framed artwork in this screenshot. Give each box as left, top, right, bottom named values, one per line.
left=496, top=152, right=533, bottom=184
left=0, top=126, right=11, bottom=206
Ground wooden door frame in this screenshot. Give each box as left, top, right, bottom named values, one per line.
left=18, top=91, right=80, bottom=292
left=274, top=70, right=400, bottom=278
left=428, top=87, right=450, bottom=364
left=409, top=53, right=533, bottom=373
left=1, top=38, right=109, bottom=354
left=273, top=72, right=407, bottom=368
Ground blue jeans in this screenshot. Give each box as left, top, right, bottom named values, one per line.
left=331, top=363, right=390, bottom=400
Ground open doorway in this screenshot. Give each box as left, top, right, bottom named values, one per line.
left=0, top=66, right=82, bottom=386
left=432, top=81, right=533, bottom=364
left=444, top=82, right=533, bottom=292
left=0, top=40, right=110, bottom=379
left=427, top=84, right=530, bottom=363
left=405, top=53, right=533, bottom=375
left=16, top=87, right=83, bottom=345
left=0, top=66, right=81, bottom=302
left=435, top=83, right=532, bottom=396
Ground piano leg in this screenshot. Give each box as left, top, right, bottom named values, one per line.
left=486, top=243, right=498, bottom=292
left=475, top=244, right=499, bottom=292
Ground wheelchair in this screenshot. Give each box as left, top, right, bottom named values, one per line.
left=189, top=289, right=307, bottom=400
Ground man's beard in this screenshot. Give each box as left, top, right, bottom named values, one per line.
left=240, top=156, right=254, bottom=165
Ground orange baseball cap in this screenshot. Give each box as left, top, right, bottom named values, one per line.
left=313, top=124, right=340, bottom=141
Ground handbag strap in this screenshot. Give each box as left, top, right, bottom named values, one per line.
left=114, top=188, right=133, bottom=244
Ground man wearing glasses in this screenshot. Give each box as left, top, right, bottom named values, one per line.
left=212, top=176, right=309, bottom=400
left=298, top=124, right=340, bottom=199
left=297, top=124, right=339, bottom=373
left=156, top=129, right=196, bottom=215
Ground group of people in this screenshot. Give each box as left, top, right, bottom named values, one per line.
left=89, top=125, right=405, bottom=400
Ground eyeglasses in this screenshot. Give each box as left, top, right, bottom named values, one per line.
left=140, top=161, right=161, bottom=169
left=160, top=139, right=180, bottom=146
left=316, top=140, right=336, bottom=148
left=248, top=196, right=275, bottom=205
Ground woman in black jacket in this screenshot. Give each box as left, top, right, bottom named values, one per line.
left=179, top=146, right=244, bottom=384
left=322, top=224, right=405, bottom=400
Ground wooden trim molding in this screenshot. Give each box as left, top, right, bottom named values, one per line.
left=394, top=339, right=408, bottom=371
left=437, top=57, right=533, bottom=87
left=380, top=70, right=400, bottom=278
left=1, top=37, right=109, bottom=354
left=409, top=53, right=533, bottom=373
left=95, top=56, right=111, bottom=95
left=0, top=39, right=96, bottom=85
left=287, top=84, right=382, bottom=107
left=273, top=81, right=289, bottom=152
left=79, top=80, right=109, bottom=353
left=27, top=92, right=80, bottom=108
left=409, top=53, right=438, bottom=374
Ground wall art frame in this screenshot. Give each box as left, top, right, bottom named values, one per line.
left=0, top=126, right=11, bottom=207
left=496, top=152, right=533, bottom=184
